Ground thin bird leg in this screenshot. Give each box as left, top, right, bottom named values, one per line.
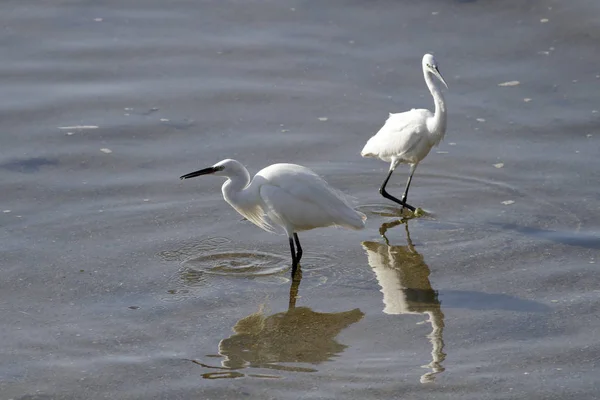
left=400, top=164, right=418, bottom=211
left=289, top=237, right=299, bottom=278
left=379, top=169, right=416, bottom=212
left=293, top=233, right=303, bottom=262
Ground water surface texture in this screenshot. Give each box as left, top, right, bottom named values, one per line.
left=2, top=0, right=600, bottom=399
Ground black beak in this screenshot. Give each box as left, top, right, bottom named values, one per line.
left=180, top=166, right=219, bottom=180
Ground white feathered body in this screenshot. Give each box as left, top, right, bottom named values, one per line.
left=222, top=163, right=366, bottom=236
left=361, top=108, right=445, bottom=166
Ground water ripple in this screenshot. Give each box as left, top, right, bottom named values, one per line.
left=157, top=237, right=231, bottom=262
left=183, top=251, right=289, bottom=276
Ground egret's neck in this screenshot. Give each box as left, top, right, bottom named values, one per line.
left=221, top=167, right=251, bottom=207
left=425, top=71, right=447, bottom=140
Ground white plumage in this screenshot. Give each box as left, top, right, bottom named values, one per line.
left=362, top=109, right=443, bottom=164
left=256, top=163, right=365, bottom=232
left=181, top=159, right=366, bottom=277
left=361, top=53, right=448, bottom=212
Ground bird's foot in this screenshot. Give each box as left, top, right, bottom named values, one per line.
left=412, top=207, right=426, bottom=217
left=400, top=206, right=427, bottom=219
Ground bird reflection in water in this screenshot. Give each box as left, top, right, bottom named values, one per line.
left=189, top=271, right=364, bottom=379
left=363, top=220, right=445, bottom=383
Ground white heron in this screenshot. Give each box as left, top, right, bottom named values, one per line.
left=361, top=53, right=448, bottom=212
left=180, top=159, right=367, bottom=277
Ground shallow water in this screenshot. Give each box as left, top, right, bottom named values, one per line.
left=2, top=0, right=600, bottom=399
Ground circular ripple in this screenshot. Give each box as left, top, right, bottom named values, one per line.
left=159, top=237, right=234, bottom=302
left=158, top=237, right=231, bottom=262
left=353, top=171, right=583, bottom=271
left=250, top=249, right=352, bottom=289
left=161, top=265, right=210, bottom=303
left=183, top=251, right=289, bottom=276
left=298, top=249, right=340, bottom=272
left=357, top=171, right=581, bottom=229
left=425, top=172, right=582, bottom=234
left=421, top=172, right=579, bottom=221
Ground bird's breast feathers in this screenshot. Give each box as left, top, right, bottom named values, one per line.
left=361, top=109, right=432, bottom=160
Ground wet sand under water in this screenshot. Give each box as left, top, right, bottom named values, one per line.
left=1, top=0, right=600, bottom=399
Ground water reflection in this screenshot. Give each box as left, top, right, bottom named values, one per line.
left=191, top=272, right=364, bottom=379
left=362, top=221, right=446, bottom=383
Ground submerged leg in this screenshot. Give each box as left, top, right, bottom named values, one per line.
left=293, top=233, right=303, bottom=262
left=379, top=168, right=416, bottom=212
left=400, top=164, right=418, bottom=211
left=289, top=237, right=298, bottom=277
left=288, top=267, right=302, bottom=309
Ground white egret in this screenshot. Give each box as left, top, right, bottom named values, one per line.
left=180, top=159, right=367, bottom=277
left=361, top=53, right=448, bottom=212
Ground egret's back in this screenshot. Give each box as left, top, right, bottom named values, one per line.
left=361, top=109, right=435, bottom=165
left=254, top=164, right=366, bottom=233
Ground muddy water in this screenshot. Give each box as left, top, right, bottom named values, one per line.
left=2, top=0, right=600, bottom=399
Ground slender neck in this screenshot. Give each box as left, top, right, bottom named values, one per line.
left=424, top=70, right=447, bottom=139
left=221, top=165, right=251, bottom=206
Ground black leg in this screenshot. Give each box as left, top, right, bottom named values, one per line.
left=400, top=164, right=417, bottom=211
left=379, top=168, right=416, bottom=212
left=289, top=237, right=299, bottom=277
left=293, top=233, right=303, bottom=262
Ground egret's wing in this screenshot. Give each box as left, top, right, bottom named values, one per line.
left=261, top=165, right=351, bottom=211
left=259, top=184, right=309, bottom=232
left=231, top=201, right=279, bottom=234
left=362, top=110, right=431, bottom=159
left=258, top=165, right=366, bottom=231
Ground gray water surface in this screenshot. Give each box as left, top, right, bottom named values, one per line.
left=2, top=1, right=600, bottom=399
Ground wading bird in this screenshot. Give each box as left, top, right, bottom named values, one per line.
left=361, top=53, right=448, bottom=212
left=180, top=159, right=366, bottom=277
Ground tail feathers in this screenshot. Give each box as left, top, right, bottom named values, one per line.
left=342, top=210, right=367, bottom=230
left=361, top=142, right=376, bottom=158
left=361, top=133, right=383, bottom=158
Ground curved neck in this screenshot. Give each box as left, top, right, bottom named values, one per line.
left=424, top=71, right=447, bottom=139
left=221, top=164, right=251, bottom=205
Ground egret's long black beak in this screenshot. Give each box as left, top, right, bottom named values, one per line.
left=180, top=166, right=219, bottom=180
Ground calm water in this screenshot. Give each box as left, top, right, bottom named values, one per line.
left=2, top=0, right=600, bottom=399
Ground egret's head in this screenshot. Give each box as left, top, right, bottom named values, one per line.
left=422, top=53, right=448, bottom=89
left=180, top=159, right=239, bottom=180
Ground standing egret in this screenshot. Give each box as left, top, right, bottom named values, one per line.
left=361, top=53, right=448, bottom=212
left=180, top=159, right=367, bottom=277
